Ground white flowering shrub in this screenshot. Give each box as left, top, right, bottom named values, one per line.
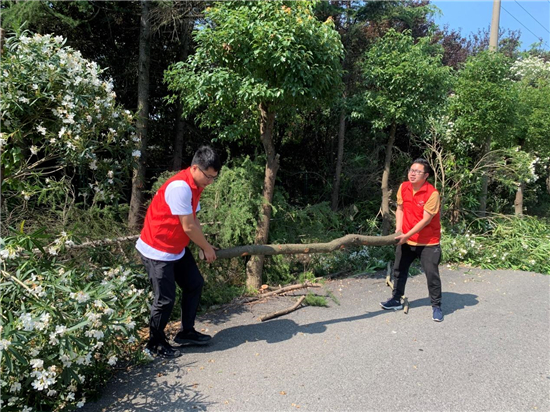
left=441, top=216, right=550, bottom=274
left=0, top=31, right=137, bottom=213
left=510, top=55, right=550, bottom=85
left=0, top=230, right=152, bottom=411
left=0, top=30, right=151, bottom=411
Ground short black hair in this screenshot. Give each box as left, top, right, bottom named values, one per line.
left=411, top=158, right=432, bottom=176
left=191, top=145, right=221, bottom=172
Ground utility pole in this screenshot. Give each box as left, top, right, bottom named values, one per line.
left=489, top=0, right=501, bottom=51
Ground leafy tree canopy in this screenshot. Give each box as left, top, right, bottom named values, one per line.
left=354, top=28, right=451, bottom=131
left=164, top=0, right=344, bottom=141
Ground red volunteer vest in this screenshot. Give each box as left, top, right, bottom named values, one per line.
left=401, top=181, right=441, bottom=245
left=140, top=168, right=203, bottom=254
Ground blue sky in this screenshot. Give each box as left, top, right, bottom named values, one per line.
left=430, top=0, right=550, bottom=51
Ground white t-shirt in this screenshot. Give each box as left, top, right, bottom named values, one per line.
left=136, top=180, right=201, bottom=261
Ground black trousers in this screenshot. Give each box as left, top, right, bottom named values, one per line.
left=140, top=248, right=204, bottom=345
left=392, top=243, right=442, bottom=307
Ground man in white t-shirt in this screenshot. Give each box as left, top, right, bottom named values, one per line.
left=136, top=146, right=221, bottom=358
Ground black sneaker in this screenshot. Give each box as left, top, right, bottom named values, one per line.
left=173, top=329, right=212, bottom=346
left=146, top=340, right=181, bottom=358
left=380, top=297, right=403, bottom=310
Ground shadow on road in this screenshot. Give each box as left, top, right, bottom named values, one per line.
left=185, top=291, right=478, bottom=354
left=184, top=308, right=393, bottom=354
left=409, top=292, right=479, bottom=315
left=85, top=361, right=213, bottom=412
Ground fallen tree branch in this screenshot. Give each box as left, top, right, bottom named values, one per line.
left=259, top=296, right=306, bottom=322
left=201, top=233, right=399, bottom=260
left=247, top=281, right=321, bottom=301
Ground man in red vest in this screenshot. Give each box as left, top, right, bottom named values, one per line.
left=380, top=158, right=443, bottom=322
left=136, top=146, right=221, bottom=357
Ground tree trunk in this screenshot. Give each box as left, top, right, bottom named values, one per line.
left=245, top=103, right=278, bottom=291
left=331, top=105, right=346, bottom=211
left=381, top=122, right=396, bottom=235
left=451, top=186, right=461, bottom=225
left=171, top=22, right=192, bottom=171
left=514, top=182, right=524, bottom=215
left=478, top=136, right=492, bottom=217
left=128, top=0, right=152, bottom=232
left=172, top=103, right=186, bottom=171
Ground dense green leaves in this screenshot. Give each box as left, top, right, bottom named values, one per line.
left=165, top=0, right=343, bottom=140
left=355, top=29, right=451, bottom=131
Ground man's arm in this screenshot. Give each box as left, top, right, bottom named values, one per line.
left=395, top=204, right=404, bottom=233
left=394, top=210, right=434, bottom=245
left=179, top=215, right=217, bottom=262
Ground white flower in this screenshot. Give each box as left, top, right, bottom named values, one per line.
left=132, top=150, right=141, bottom=158
left=30, top=145, right=39, bottom=155
left=23, top=406, right=33, bottom=412
left=49, top=333, right=59, bottom=345
left=84, top=329, right=104, bottom=339
left=70, top=291, right=90, bottom=303
left=30, top=358, right=44, bottom=369
left=31, top=369, right=57, bottom=391
left=22, top=191, right=31, bottom=201
left=36, top=125, right=47, bottom=135
left=77, top=398, right=86, bottom=408
left=55, top=325, right=67, bottom=336
left=66, top=392, right=75, bottom=401
left=9, top=382, right=21, bottom=393
left=48, top=246, right=58, bottom=256
left=60, top=354, right=72, bottom=367
left=89, top=160, right=98, bottom=170
left=47, top=389, right=58, bottom=396
left=19, top=313, right=35, bottom=331
left=0, top=338, right=11, bottom=351
left=108, top=355, right=118, bottom=366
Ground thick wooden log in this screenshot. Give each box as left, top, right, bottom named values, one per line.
left=207, top=233, right=399, bottom=260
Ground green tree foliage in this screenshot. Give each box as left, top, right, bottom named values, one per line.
left=355, top=28, right=451, bottom=233
left=357, top=29, right=451, bottom=131
left=447, top=50, right=520, bottom=215
left=165, top=0, right=343, bottom=139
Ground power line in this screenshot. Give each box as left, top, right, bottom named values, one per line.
left=513, top=0, right=550, bottom=35
left=501, top=4, right=545, bottom=45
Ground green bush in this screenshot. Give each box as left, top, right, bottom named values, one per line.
left=441, top=215, right=550, bottom=274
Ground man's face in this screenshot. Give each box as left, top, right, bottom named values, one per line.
left=408, top=163, right=428, bottom=185
left=191, top=165, right=218, bottom=188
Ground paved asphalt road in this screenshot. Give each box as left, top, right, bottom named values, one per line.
left=82, top=267, right=549, bottom=412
